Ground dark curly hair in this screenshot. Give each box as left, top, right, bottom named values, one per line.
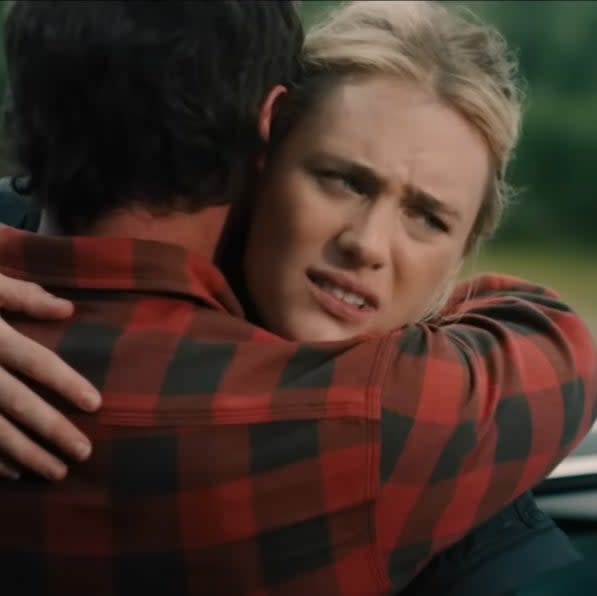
left=4, top=1, right=304, bottom=233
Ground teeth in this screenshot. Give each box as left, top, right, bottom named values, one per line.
left=332, top=287, right=346, bottom=301
left=320, top=281, right=367, bottom=308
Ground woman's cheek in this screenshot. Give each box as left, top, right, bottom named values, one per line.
left=275, top=179, right=326, bottom=247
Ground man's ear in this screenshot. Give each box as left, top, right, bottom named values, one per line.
left=258, top=85, right=287, bottom=143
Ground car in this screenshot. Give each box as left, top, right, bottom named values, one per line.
left=521, top=424, right=597, bottom=595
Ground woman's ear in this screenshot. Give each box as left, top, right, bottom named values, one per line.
left=258, top=84, right=287, bottom=143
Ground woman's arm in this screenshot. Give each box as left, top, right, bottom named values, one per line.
left=0, top=273, right=100, bottom=479
left=0, top=178, right=99, bottom=478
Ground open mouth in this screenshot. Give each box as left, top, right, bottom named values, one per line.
left=306, top=270, right=377, bottom=312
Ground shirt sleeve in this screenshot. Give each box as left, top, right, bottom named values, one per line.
left=376, top=274, right=597, bottom=590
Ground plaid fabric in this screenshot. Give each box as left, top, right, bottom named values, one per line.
left=0, top=225, right=595, bottom=596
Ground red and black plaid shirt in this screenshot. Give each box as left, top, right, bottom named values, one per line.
left=0, top=226, right=595, bottom=596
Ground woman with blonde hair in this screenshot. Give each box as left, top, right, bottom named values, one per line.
left=220, top=5, right=582, bottom=590
left=0, top=1, right=591, bottom=594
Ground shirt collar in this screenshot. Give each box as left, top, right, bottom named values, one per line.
left=0, top=225, right=244, bottom=317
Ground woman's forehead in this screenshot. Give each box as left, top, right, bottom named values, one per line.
left=290, top=77, right=491, bottom=214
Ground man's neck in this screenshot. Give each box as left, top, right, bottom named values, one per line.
left=42, top=205, right=230, bottom=262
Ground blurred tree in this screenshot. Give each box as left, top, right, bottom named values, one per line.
left=298, top=1, right=597, bottom=251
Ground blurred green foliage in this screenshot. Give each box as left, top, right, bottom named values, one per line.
left=300, top=1, right=597, bottom=252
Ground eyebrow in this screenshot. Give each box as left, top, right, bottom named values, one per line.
left=305, top=152, right=383, bottom=195
left=403, top=185, right=462, bottom=222
left=307, top=151, right=462, bottom=222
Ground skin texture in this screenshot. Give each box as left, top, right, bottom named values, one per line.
left=245, top=76, right=491, bottom=341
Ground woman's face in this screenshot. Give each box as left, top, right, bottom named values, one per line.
left=244, top=77, right=491, bottom=341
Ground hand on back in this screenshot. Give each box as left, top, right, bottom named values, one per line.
left=0, top=273, right=100, bottom=480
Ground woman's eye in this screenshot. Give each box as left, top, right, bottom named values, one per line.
left=410, top=208, right=449, bottom=233
left=317, top=170, right=362, bottom=195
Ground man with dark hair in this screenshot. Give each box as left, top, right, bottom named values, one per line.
left=0, top=2, right=594, bottom=596
left=5, top=0, right=302, bottom=233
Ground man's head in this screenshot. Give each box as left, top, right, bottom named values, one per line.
left=4, top=1, right=303, bottom=233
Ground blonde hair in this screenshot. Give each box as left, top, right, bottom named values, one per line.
left=302, top=0, right=524, bottom=252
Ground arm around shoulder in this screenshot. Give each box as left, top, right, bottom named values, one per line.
left=375, top=274, right=597, bottom=588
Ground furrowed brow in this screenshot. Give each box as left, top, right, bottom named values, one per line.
left=404, top=184, right=461, bottom=222
left=306, top=152, right=384, bottom=194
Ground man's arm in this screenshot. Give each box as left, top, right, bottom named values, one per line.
left=378, top=274, right=597, bottom=590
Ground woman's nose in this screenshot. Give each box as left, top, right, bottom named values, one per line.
left=335, top=205, right=391, bottom=270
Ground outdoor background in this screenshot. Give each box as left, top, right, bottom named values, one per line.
left=0, top=1, right=594, bottom=332
left=300, top=0, right=597, bottom=333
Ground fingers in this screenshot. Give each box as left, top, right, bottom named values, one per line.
left=0, top=414, right=67, bottom=481
left=0, top=273, right=73, bottom=320
left=0, top=317, right=101, bottom=412
left=0, top=275, right=97, bottom=481
left=0, top=363, right=93, bottom=474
